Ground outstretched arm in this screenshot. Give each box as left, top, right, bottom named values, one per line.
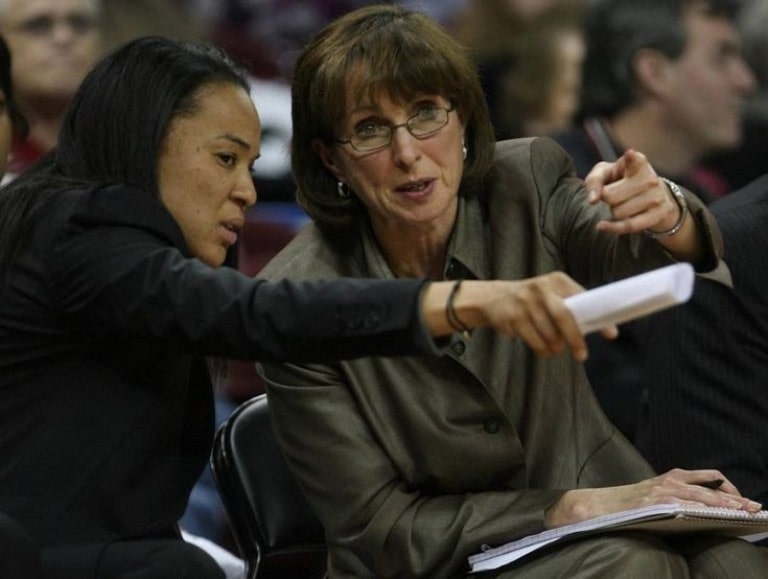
left=422, top=274, right=616, bottom=363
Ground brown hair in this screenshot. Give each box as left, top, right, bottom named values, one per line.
left=290, top=4, right=496, bottom=234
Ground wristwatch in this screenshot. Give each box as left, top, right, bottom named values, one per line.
left=644, top=177, right=688, bottom=240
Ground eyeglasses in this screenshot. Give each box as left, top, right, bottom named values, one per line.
left=11, top=13, right=99, bottom=38
left=335, top=105, right=455, bottom=153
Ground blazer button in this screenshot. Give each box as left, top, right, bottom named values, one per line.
left=451, top=341, right=466, bottom=356
left=483, top=418, right=501, bottom=434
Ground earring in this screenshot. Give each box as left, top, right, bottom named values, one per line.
left=337, top=181, right=351, bottom=198
left=462, top=144, right=468, bottom=160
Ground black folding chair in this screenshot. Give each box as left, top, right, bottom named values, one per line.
left=211, top=394, right=327, bottom=579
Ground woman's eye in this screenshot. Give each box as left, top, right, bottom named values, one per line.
left=355, top=121, right=382, bottom=137
left=218, top=153, right=236, bottom=166
left=415, top=104, right=439, bottom=120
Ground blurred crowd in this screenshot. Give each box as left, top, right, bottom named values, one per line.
left=49, top=0, right=756, bottom=209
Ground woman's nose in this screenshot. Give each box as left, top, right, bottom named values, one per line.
left=390, top=126, right=421, bottom=166
left=233, top=170, right=258, bottom=208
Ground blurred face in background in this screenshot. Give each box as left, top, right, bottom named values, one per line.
left=661, top=5, right=755, bottom=154
left=0, top=0, right=101, bottom=105
left=522, top=27, right=584, bottom=136
left=497, top=18, right=584, bottom=138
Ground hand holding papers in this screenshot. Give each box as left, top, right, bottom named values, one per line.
left=564, top=263, right=695, bottom=334
left=469, top=504, right=768, bottom=573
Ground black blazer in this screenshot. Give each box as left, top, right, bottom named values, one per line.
left=637, top=173, right=768, bottom=505
left=0, top=184, right=434, bottom=547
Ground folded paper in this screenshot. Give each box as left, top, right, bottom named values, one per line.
left=564, top=263, right=695, bottom=334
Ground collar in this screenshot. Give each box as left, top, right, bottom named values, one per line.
left=359, top=195, right=490, bottom=282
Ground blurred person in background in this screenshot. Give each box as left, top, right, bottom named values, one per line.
left=701, top=0, right=768, bottom=191
left=458, top=0, right=585, bottom=139
left=555, top=0, right=755, bottom=203
left=553, top=0, right=756, bottom=442
left=0, top=0, right=102, bottom=179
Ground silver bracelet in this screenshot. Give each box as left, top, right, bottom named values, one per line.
left=644, top=177, right=689, bottom=240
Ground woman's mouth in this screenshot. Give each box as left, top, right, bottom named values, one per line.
left=396, top=179, right=434, bottom=200
left=220, top=222, right=241, bottom=246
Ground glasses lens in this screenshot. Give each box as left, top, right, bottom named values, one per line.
left=409, top=108, right=449, bottom=136
left=351, top=130, right=390, bottom=152
left=348, top=107, right=451, bottom=152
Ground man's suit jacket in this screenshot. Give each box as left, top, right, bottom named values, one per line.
left=259, top=137, right=726, bottom=578
left=0, top=183, right=436, bottom=548
left=638, top=173, right=768, bottom=506
left=553, top=118, right=727, bottom=441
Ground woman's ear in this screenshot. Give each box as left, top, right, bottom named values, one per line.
left=312, top=139, right=345, bottom=182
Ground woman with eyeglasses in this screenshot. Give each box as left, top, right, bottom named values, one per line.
left=257, top=5, right=768, bottom=578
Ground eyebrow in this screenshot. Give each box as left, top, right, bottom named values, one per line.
left=349, top=95, right=443, bottom=116
left=217, top=133, right=252, bottom=149
left=348, top=103, right=380, bottom=117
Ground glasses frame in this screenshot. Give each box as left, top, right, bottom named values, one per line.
left=335, top=105, right=456, bottom=153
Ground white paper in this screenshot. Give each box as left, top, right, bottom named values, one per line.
left=470, top=537, right=560, bottom=572
left=469, top=503, right=768, bottom=573
left=564, top=263, right=695, bottom=334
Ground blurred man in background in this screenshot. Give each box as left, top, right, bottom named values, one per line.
left=554, top=0, right=756, bottom=441
left=0, top=0, right=101, bottom=179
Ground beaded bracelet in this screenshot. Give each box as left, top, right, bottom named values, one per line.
left=446, top=279, right=472, bottom=339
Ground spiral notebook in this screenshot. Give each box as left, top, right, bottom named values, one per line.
left=469, top=503, right=768, bottom=573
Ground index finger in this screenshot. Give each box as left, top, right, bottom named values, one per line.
left=583, top=157, right=627, bottom=203
left=688, top=470, right=741, bottom=496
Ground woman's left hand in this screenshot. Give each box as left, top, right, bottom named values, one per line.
left=583, top=149, right=682, bottom=236
left=545, top=468, right=763, bottom=530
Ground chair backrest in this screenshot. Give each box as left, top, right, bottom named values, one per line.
left=211, top=393, right=327, bottom=579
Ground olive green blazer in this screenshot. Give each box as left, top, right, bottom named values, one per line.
left=258, top=137, right=724, bottom=578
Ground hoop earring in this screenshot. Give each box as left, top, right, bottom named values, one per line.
left=462, top=144, right=468, bottom=161
left=337, top=181, right=351, bottom=198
